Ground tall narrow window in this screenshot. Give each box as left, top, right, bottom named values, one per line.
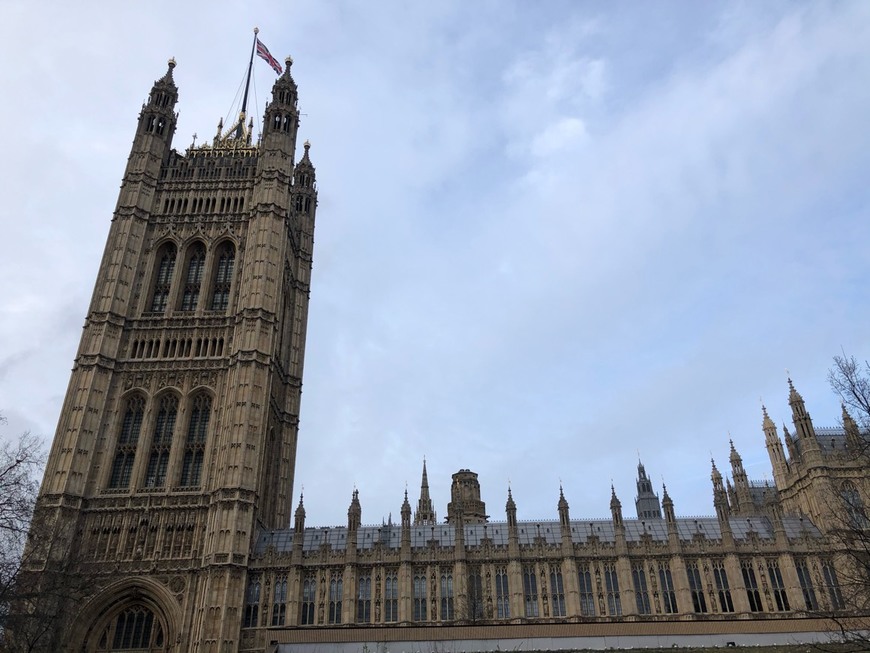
left=440, top=570, right=454, bottom=621
left=632, top=564, right=651, bottom=615
left=658, top=563, right=677, bottom=614
left=328, top=572, right=343, bottom=624
left=467, top=568, right=483, bottom=620
left=686, top=561, right=708, bottom=613
left=179, top=393, right=210, bottom=487
left=109, top=395, right=145, bottom=489
left=145, top=394, right=177, bottom=488
left=578, top=564, right=596, bottom=616
left=384, top=571, right=399, bottom=623
left=841, top=482, right=869, bottom=528
left=523, top=565, right=539, bottom=617
left=712, top=561, right=734, bottom=613
left=495, top=566, right=510, bottom=619
left=150, top=244, right=177, bottom=313
left=210, top=242, right=235, bottom=311
left=243, top=576, right=260, bottom=628
left=356, top=572, right=371, bottom=623
left=549, top=565, right=566, bottom=617
left=767, top=560, right=790, bottom=611
left=822, top=560, right=844, bottom=610
left=795, top=559, right=818, bottom=611
left=271, top=575, right=287, bottom=626
left=300, top=574, right=316, bottom=625
left=180, top=243, right=206, bottom=311
left=413, top=571, right=427, bottom=621
left=742, top=561, right=763, bottom=612
left=604, top=563, right=622, bottom=616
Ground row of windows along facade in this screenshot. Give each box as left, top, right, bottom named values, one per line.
left=107, top=391, right=212, bottom=492
left=147, top=240, right=235, bottom=315
left=243, top=555, right=844, bottom=628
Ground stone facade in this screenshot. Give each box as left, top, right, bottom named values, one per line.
left=24, top=58, right=870, bottom=653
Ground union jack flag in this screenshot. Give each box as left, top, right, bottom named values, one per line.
left=256, top=38, right=283, bottom=75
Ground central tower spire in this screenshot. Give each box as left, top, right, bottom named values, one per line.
left=414, top=458, right=437, bottom=525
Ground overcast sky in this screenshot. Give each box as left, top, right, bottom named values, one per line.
left=1, top=1, right=869, bottom=528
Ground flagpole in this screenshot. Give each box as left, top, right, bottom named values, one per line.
left=236, top=27, right=258, bottom=139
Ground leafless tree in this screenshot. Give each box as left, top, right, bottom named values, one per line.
left=815, top=355, right=870, bottom=651
left=0, top=417, right=45, bottom=651
left=828, top=353, right=870, bottom=433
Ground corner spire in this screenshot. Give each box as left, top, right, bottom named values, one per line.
left=293, top=492, right=306, bottom=534
left=161, top=57, right=177, bottom=84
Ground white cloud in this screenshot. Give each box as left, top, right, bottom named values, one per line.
left=1, top=1, right=869, bottom=526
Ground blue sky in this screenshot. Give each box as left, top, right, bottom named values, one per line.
left=1, top=1, right=869, bottom=526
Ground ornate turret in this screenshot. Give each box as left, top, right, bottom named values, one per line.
left=789, top=378, right=821, bottom=460
left=634, top=459, right=662, bottom=519
left=447, top=469, right=487, bottom=524
left=348, top=489, right=361, bottom=532
left=763, top=405, right=788, bottom=484
left=843, top=404, right=863, bottom=453
left=401, top=489, right=411, bottom=528
left=729, top=440, right=752, bottom=514
left=557, top=486, right=570, bottom=528
left=610, top=485, right=623, bottom=528
left=414, top=459, right=437, bottom=525
left=711, top=459, right=730, bottom=521
left=783, top=423, right=798, bottom=461
left=135, top=58, right=178, bottom=150
left=661, top=484, right=676, bottom=524
left=263, top=56, right=299, bottom=145
left=293, top=493, right=306, bottom=535
left=506, top=486, right=517, bottom=530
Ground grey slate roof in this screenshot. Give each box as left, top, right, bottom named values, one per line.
left=253, top=515, right=821, bottom=555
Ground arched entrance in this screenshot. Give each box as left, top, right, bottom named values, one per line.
left=74, top=579, right=181, bottom=653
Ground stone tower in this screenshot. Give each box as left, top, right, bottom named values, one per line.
left=28, top=55, right=317, bottom=652
left=633, top=459, right=662, bottom=519
left=446, top=469, right=488, bottom=524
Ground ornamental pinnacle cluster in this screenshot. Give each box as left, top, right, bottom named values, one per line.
left=20, top=55, right=870, bottom=653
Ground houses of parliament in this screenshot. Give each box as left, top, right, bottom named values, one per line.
left=20, top=55, right=870, bottom=653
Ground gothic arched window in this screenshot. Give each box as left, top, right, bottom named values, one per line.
left=145, top=394, right=178, bottom=488
left=210, top=242, right=235, bottom=311
left=95, top=605, right=164, bottom=651
left=841, top=482, right=868, bottom=528
left=300, top=575, right=316, bottom=625
left=179, top=393, right=211, bottom=487
left=149, top=244, right=177, bottom=313
left=108, top=395, right=145, bottom=489
left=243, top=576, right=261, bottom=628
left=180, top=243, right=206, bottom=312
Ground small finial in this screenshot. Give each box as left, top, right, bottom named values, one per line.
left=254, top=27, right=260, bottom=35
left=286, top=55, right=293, bottom=68
left=304, top=139, right=310, bottom=151
left=167, top=57, right=176, bottom=69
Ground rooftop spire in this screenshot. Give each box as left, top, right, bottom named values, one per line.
left=413, top=458, right=436, bottom=526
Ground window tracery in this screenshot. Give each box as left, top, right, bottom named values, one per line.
left=95, top=605, right=164, bottom=651
left=109, top=395, right=145, bottom=489
left=149, top=244, right=177, bottom=314
left=179, top=393, right=210, bottom=487
left=180, top=244, right=206, bottom=312
left=210, top=242, right=235, bottom=311
left=145, top=394, right=177, bottom=488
